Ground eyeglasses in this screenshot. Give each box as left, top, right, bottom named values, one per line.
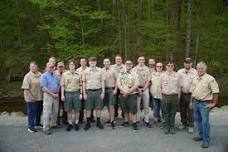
left=156, top=66, right=162, bottom=68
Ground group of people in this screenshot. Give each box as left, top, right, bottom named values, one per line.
left=21, top=55, right=219, bottom=148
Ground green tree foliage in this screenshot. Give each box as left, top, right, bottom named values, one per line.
left=0, top=0, right=227, bottom=80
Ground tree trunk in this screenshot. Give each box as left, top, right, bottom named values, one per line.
left=185, top=0, right=192, bottom=58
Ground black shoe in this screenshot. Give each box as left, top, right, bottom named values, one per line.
left=84, top=123, right=91, bottom=131
left=66, top=124, right=73, bottom=131
left=120, top=122, right=129, bottom=127
left=110, top=121, right=116, bottom=129
left=132, top=123, right=138, bottom=130
left=28, top=128, right=37, bottom=133
left=97, top=121, right=104, bottom=129
left=145, top=122, right=152, bottom=128
left=74, top=124, right=79, bottom=131
left=193, top=136, right=203, bottom=141
left=105, top=120, right=111, bottom=124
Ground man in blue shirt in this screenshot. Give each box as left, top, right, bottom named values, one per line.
left=40, top=62, right=60, bottom=135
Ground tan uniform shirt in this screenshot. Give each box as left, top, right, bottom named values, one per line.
left=102, top=67, right=116, bottom=88
left=118, top=70, right=140, bottom=95
left=161, top=71, right=181, bottom=95
left=83, top=67, right=105, bottom=90
left=150, top=72, right=163, bottom=99
left=178, top=68, right=197, bottom=93
left=190, top=73, right=219, bottom=101
left=111, top=64, right=125, bottom=79
left=21, top=71, right=42, bottom=102
left=132, top=65, right=151, bottom=88
left=61, top=70, right=81, bottom=92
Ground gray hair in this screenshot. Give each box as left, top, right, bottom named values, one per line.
left=196, top=61, right=207, bottom=69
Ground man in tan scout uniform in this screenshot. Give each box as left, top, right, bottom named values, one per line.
left=161, top=61, right=181, bottom=134
left=132, top=56, right=152, bottom=128
left=82, top=57, right=105, bottom=130
left=189, top=61, right=219, bottom=148
left=117, top=60, right=139, bottom=130
left=102, top=58, right=117, bottom=129
left=111, top=54, right=125, bottom=118
left=61, top=59, right=82, bottom=131
left=21, top=61, right=43, bottom=133
left=177, top=58, right=197, bottom=133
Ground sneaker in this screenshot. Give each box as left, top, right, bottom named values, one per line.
left=84, top=123, right=91, bottom=131
left=97, top=121, right=104, bottom=129
left=193, top=136, right=203, bottom=141
left=66, top=124, right=73, bottom=131
left=28, top=128, right=37, bottom=133
left=201, top=142, right=209, bottom=148
left=188, top=127, right=194, bottom=134
left=44, top=129, right=51, bottom=135
left=110, top=121, right=116, bottom=129
left=132, top=123, right=138, bottom=130
left=120, top=122, right=129, bottom=127
left=35, top=124, right=43, bottom=129
left=170, top=128, right=176, bottom=134
left=145, top=122, right=152, bottom=128
left=74, top=124, right=80, bottom=131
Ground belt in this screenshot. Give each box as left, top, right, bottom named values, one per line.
left=105, top=87, right=115, bottom=89
left=192, top=98, right=209, bottom=102
left=181, top=92, right=191, bottom=95
left=87, top=89, right=102, bottom=91
left=162, top=94, right=178, bottom=96
left=65, top=91, right=80, bottom=93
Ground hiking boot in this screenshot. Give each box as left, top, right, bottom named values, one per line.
left=66, top=124, right=73, bottom=131
left=145, top=122, right=152, bottom=128
left=132, top=123, right=138, bottom=130
left=110, top=121, right=116, bottom=129
left=97, top=121, right=104, bottom=129
left=84, top=122, right=91, bottom=131
left=120, top=122, right=129, bottom=127
left=74, top=124, right=79, bottom=131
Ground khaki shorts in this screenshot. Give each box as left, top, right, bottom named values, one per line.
left=103, top=88, right=116, bottom=107
left=64, top=91, right=81, bottom=112
left=120, top=93, right=138, bottom=114
left=86, top=89, right=103, bottom=110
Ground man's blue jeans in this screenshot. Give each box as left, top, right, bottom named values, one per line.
left=152, top=98, right=161, bottom=119
left=192, top=99, right=210, bottom=144
left=26, top=101, right=43, bottom=129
